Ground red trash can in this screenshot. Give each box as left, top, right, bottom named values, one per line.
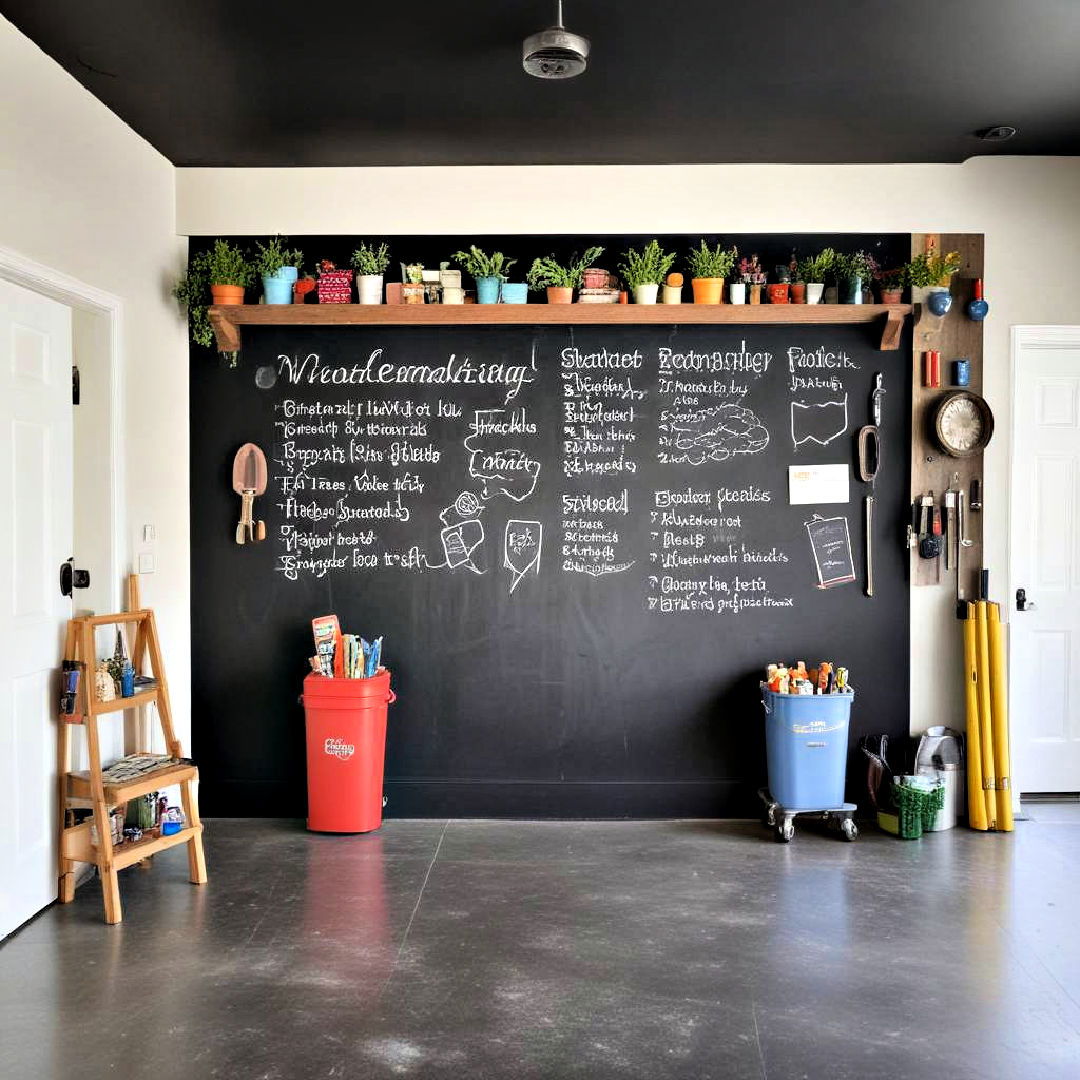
left=302, top=670, right=396, bottom=833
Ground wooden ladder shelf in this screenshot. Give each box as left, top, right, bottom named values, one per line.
left=57, top=605, right=207, bottom=924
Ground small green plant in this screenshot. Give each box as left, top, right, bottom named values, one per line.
left=452, top=246, right=516, bottom=281
left=833, top=250, right=879, bottom=281
left=205, top=239, right=253, bottom=287
left=686, top=241, right=738, bottom=280
left=251, top=235, right=303, bottom=278
left=798, top=248, right=835, bottom=283
left=173, top=256, right=213, bottom=348
left=619, top=241, right=676, bottom=288
left=906, top=250, right=961, bottom=288
left=526, top=246, right=605, bottom=291
left=351, top=242, right=391, bottom=276
left=876, top=266, right=906, bottom=293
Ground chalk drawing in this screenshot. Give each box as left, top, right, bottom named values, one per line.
left=667, top=403, right=769, bottom=465
left=504, top=520, right=542, bottom=594
left=791, top=394, right=848, bottom=450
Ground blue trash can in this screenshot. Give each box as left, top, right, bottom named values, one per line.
left=763, top=687, right=854, bottom=809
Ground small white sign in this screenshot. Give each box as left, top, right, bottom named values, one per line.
left=788, top=463, right=850, bottom=505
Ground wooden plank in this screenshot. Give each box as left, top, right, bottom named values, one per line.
left=108, top=825, right=203, bottom=871
left=910, top=233, right=985, bottom=598
left=89, top=688, right=159, bottom=715
left=208, top=302, right=913, bottom=353
left=60, top=821, right=94, bottom=863
left=66, top=762, right=197, bottom=805
left=80, top=610, right=150, bottom=627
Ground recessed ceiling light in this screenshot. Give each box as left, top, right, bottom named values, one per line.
left=975, top=125, right=1019, bottom=142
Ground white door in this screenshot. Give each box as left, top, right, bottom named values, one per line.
left=1010, top=327, right=1080, bottom=794
left=0, top=279, right=72, bottom=937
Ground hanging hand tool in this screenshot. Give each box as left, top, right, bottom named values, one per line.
left=857, top=373, right=884, bottom=597
left=232, top=443, right=269, bottom=545
left=944, top=489, right=956, bottom=571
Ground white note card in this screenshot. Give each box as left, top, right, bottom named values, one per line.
left=788, top=464, right=850, bottom=505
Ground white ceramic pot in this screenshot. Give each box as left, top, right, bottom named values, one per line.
left=356, top=274, right=384, bottom=304
left=805, top=282, right=825, bottom=305
left=441, top=287, right=465, bottom=305
left=662, top=284, right=682, bottom=304
left=633, top=283, right=659, bottom=305
left=729, top=282, right=746, bottom=305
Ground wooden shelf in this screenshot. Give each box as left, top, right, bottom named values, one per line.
left=208, top=302, right=913, bottom=353
left=108, top=825, right=202, bottom=871
left=66, top=761, right=198, bottom=806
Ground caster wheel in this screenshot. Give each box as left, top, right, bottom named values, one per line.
left=775, top=823, right=794, bottom=843
left=763, top=806, right=777, bottom=827
left=841, top=819, right=858, bottom=841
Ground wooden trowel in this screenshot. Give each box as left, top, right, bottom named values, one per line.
left=232, top=443, right=268, bottom=544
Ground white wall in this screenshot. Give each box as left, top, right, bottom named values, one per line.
left=0, top=18, right=191, bottom=747
left=178, top=159, right=1080, bottom=749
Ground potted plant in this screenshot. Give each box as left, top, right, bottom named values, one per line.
left=907, top=250, right=961, bottom=315
left=686, top=241, right=738, bottom=304
left=619, top=241, right=676, bottom=304
left=525, top=246, right=605, bottom=304
left=798, top=249, right=834, bottom=305
left=663, top=272, right=684, bottom=304
left=204, top=239, right=252, bottom=306
left=833, top=250, right=878, bottom=305
left=787, top=253, right=806, bottom=304
left=452, top=246, right=517, bottom=304
left=736, top=254, right=768, bottom=305
left=349, top=242, right=391, bottom=305
left=252, top=236, right=303, bottom=305
left=876, top=266, right=906, bottom=304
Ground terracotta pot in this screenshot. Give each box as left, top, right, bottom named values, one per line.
left=691, top=277, right=725, bottom=304
left=789, top=282, right=807, bottom=304
left=880, top=288, right=903, bottom=304
left=210, top=284, right=245, bottom=306
left=547, top=286, right=573, bottom=304
left=767, top=283, right=790, bottom=304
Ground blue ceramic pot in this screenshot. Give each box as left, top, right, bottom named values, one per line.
left=837, top=275, right=862, bottom=304
left=475, top=276, right=501, bottom=304
left=967, top=297, right=989, bottom=322
left=926, top=287, right=953, bottom=317
left=263, top=266, right=299, bottom=305
left=500, top=283, right=528, bottom=304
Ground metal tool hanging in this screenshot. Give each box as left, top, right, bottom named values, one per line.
left=856, top=373, right=884, bottom=597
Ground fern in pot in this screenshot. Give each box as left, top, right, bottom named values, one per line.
left=797, top=249, right=835, bottom=305
left=619, top=241, right=676, bottom=305
left=906, top=250, right=961, bottom=315
left=452, top=246, right=517, bottom=304
left=526, top=246, right=605, bottom=303
left=350, top=242, right=391, bottom=304
left=687, top=241, right=738, bottom=304
left=253, top=236, right=304, bottom=305
left=204, top=239, right=253, bottom=306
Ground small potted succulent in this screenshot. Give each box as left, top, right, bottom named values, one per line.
left=252, top=235, right=303, bottom=305
left=876, top=266, right=906, bottom=304
left=798, top=249, right=835, bottom=305
left=786, top=253, right=806, bottom=304
left=525, top=246, right=605, bottom=303
left=833, top=250, right=878, bottom=305
left=452, top=246, right=516, bottom=304
left=619, top=240, right=676, bottom=304
left=686, top=241, right=738, bottom=304
left=907, top=250, right=962, bottom=315
left=204, top=239, right=253, bottom=306
left=350, top=242, right=391, bottom=305
left=736, top=254, right=768, bottom=305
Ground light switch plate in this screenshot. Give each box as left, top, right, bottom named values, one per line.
left=138, top=552, right=155, bottom=574
left=143, top=524, right=155, bottom=543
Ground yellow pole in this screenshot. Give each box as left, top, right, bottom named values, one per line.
left=988, top=603, right=1014, bottom=831
left=975, top=601, right=998, bottom=828
left=964, top=604, right=988, bottom=830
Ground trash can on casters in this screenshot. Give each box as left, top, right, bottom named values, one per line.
left=302, top=670, right=396, bottom=833
left=763, top=687, right=854, bottom=809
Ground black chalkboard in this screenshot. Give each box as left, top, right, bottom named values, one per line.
left=189, top=234, right=911, bottom=818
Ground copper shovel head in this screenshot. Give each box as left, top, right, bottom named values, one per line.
left=232, top=443, right=268, bottom=495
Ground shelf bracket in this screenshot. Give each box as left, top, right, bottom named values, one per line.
left=879, top=308, right=905, bottom=350
left=208, top=308, right=241, bottom=354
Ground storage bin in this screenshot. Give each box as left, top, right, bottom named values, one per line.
left=762, top=687, right=854, bottom=809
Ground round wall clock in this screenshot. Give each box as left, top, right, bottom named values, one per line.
left=931, top=390, right=995, bottom=457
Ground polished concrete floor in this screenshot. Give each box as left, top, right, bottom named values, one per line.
left=3, top=809, right=1080, bottom=1079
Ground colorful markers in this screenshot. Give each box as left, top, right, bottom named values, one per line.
left=765, top=660, right=850, bottom=695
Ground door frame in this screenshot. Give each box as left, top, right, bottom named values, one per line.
left=1008, top=325, right=1080, bottom=798
left=0, top=243, right=126, bottom=611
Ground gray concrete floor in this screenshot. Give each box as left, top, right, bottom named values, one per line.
left=3, top=810, right=1080, bottom=1079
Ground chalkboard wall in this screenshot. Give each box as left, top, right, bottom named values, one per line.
left=189, top=234, right=911, bottom=818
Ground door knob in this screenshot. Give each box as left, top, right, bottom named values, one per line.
left=1016, top=587, right=1037, bottom=612
left=59, top=558, right=90, bottom=598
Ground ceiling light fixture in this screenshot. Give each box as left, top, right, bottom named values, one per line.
left=523, top=1, right=590, bottom=80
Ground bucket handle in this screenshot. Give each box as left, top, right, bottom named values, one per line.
left=387, top=689, right=397, bottom=705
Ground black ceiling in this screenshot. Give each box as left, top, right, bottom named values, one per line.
left=5, top=1, right=1080, bottom=166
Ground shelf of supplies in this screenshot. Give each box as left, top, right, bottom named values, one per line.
left=66, top=761, right=197, bottom=805
left=207, top=303, right=913, bottom=353
left=106, top=825, right=202, bottom=871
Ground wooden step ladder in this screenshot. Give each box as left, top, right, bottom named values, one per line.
left=57, top=603, right=207, bottom=924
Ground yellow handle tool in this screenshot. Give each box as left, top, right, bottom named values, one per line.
left=988, top=603, right=1014, bottom=831
left=964, top=604, right=988, bottom=830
